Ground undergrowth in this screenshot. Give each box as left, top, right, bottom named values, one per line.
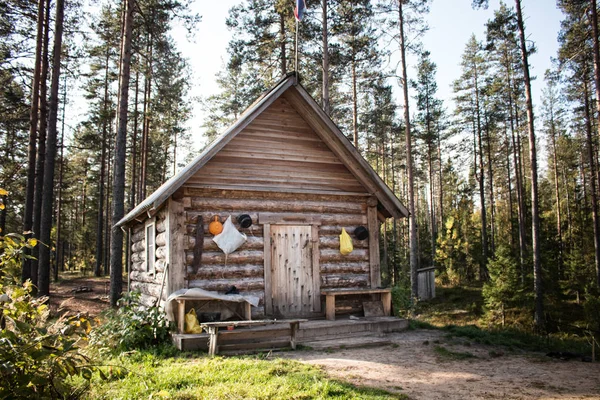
left=412, top=284, right=595, bottom=356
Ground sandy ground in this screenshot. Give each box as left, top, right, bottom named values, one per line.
left=46, top=277, right=600, bottom=399
left=282, top=330, right=600, bottom=400
left=48, top=275, right=110, bottom=317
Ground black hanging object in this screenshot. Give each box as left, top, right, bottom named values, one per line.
left=225, top=286, right=239, bottom=295
left=238, top=214, right=252, bottom=228
left=354, top=226, right=369, bottom=240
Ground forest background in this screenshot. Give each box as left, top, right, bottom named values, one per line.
left=2, top=0, right=600, bottom=336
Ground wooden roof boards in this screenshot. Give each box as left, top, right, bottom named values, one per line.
left=116, top=73, right=408, bottom=227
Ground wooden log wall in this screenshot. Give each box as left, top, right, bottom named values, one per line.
left=181, top=188, right=373, bottom=318
left=129, top=207, right=168, bottom=306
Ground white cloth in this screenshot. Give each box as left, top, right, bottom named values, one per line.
left=213, top=216, right=247, bottom=255
left=165, top=287, right=259, bottom=321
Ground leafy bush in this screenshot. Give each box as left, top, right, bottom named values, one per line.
left=0, top=230, right=99, bottom=399
left=91, top=291, right=172, bottom=354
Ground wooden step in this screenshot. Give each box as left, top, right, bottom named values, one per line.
left=172, top=317, right=409, bottom=352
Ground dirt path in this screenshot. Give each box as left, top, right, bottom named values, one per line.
left=49, top=275, right=110, bottom=317
left=282, top=330, right=600, bottom=400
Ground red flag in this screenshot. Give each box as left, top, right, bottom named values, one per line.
left=294, top=0, right=306, bottom=21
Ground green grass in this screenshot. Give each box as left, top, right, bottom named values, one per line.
left=412, top=285, right=593, bottom=356
left=433, top=345, right=476, bottom=361
left=84, top=351, right=406, bottom=400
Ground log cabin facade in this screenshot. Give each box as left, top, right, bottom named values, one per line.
left=117, top=73, right=408, bottom=319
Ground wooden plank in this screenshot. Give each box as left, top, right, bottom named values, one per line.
left=290, top=322, right=299, bottom=350
left=363, top=301, right=385, bottom=317
left=321, top=288, right=391, bottom=295
left=381, top=291, right=392, bottom=316
left=325, top=294, right=335, bottom=321
left=311, top=225, right=321, bottom=312
left=192, top=215, right=203, bottom=274
left=167, top=199, right=186, bottom=295
left=199, top=318, right=307, bottom=328
left=188, top=174, right=364, bottom=191
left=283, top=87, right=408, bottom=219
left=208, top=326, right=218, bottom=356
left=183, top=182, right=365, bottom=195
left=258, top=212, right=367, bottom=226
left=147, top=78, right=296, bottom=210
left=190, top=264, right=263, bottom=280
left=183, top=184, right=370, bottom=198
left=218, top=328, right=292, bottom=343
left=368, top=203, right=381, bottom=288
left=217, top=341, right=291, bottom=353
left=177, top=300, right=185, bottom=334
left=189, top=197, right=366, bottom=215
left=263, top=224, right=272, bottom=315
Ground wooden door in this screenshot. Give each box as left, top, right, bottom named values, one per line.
left=268, top=225, right=319, bottom=317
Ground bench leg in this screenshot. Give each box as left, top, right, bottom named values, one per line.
left=325, top=294, right=335, bottom=321
left=208, top=326, right=219, bottom=356
left=243, top=302, right=252, bottom=320
left=381, top=292, right=392, bottom=316
left=177, top=300, right=185, bottom=333
left=290, top=322, right=299, bottom=350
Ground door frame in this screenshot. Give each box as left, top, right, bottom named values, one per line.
left=263, top=223, right=321, bottom=316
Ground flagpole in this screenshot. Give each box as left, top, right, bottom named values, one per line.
left=295, top=18, right=299, bottom=77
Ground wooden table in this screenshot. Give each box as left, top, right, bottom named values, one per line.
left=321, top=288, right=392, bottom=321
left=200, top=319, right=307, bottom=356
left=176, top=298, right=252, bottom=334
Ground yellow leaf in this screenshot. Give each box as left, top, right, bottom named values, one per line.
left=0, top=188, right=8, bottom=196
left=28, top=238, right=38, bottom=247
left=0, top=203, right=4, bottom=210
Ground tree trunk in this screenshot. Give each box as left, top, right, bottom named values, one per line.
left=515, top=0, right=543, bottom=330
left=110, top=0, right=135, bottom=307
left=352, top=57, right=358, bottom=149
left=399, top=1, right=419, bottom=299
left=584, top=76, right=600, bottom=294
left=31, top=0, right=52, bottom=288
left=322, top=0, right=330, bottom=115
left=23, top=0, right=46, bottom=283
left=549, top=104, right=563, bottom=277
left=473, top=58, right=489, bottom=280
left=130, top=67, right=139, bottom=211
left=37, top=0, right=65, bottom=296
left=55, top=75, right=67, bottom=279
left=279, top=11, right=286, bottom=76
left=95, top=44, right=110, bottom=277
left=485, top=116, right=496, bottom=255
left=589, top=0, right=600, bottom=288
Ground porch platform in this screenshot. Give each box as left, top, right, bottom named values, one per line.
left=171, top=316, right=409, bottom=353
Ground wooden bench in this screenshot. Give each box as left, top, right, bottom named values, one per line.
left=176, top=298, right=252, bottom=334
left=321, top=288, right=392, bottom=321
left=200, top=319, right=308, bottom=356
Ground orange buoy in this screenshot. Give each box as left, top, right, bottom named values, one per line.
left=209, top=216, right=223, bottom=235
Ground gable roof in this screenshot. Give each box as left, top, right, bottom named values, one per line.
left=116, top=73, right=408, bottom=227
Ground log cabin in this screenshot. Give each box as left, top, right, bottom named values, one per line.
left=116, top=73, right=409, bottom=320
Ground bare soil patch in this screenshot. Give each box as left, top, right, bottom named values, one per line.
left=282, top=329, right=600, bottom=400
left=48, top=275, right=110, bottom=317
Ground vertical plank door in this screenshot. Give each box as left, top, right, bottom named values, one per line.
left=269, top=225, right=317, bottom=317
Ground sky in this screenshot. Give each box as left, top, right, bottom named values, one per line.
left=172, top=0, right=564, bottom=155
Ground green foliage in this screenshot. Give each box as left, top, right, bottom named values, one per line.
left=482, top=246, right=524, bottom=326
left=0, top=231, right=98, bottom=399
left=90, top=291, right=171, bottom=354
left=433, top=345, right=476, bottom=361
left=87, top=353, right=405, bottom=400
left=391, top=280, right=413, bottom=318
